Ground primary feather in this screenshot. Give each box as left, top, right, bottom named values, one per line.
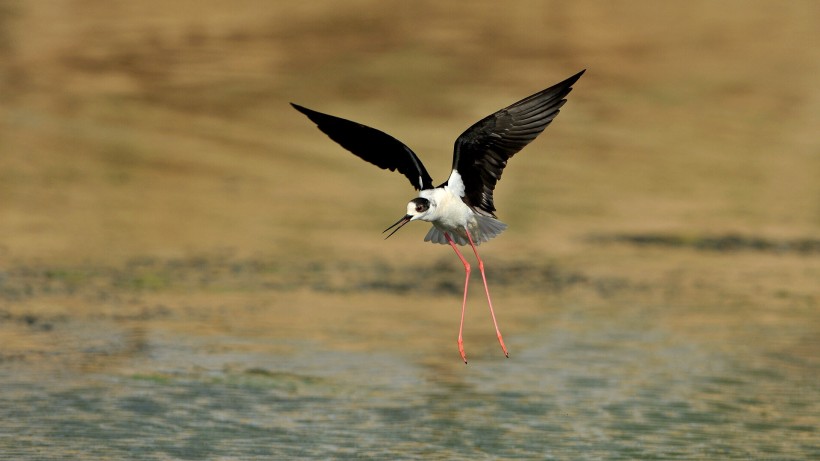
left=290, top=103, right=434, bottom=191
left=450, top=69, right=585, bottom=216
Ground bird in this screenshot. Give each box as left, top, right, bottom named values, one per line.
left=291, top=70, right=584, bottom=363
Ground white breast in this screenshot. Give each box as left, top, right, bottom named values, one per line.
left=418, top=171, right=508, bottom=246
left=425, top=186, right=474, bottom=231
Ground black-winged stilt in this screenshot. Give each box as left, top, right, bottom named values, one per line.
left=292, top=70, right=584, bottom=363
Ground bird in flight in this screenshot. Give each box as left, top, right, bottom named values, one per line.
left=292, top=70, right=584, bottom=363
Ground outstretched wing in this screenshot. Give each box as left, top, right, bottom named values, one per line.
left=450, top=69, right=585, bottom=216
left=291, top=103, right=434, bottom=191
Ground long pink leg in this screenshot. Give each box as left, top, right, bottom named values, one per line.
left=465, top=230, right=509, bottom=358
left=444, top=232, right=470, bottom=364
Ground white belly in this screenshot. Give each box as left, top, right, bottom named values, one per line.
left=421, top=187, right=506, bottom=246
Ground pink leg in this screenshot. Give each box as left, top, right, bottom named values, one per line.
left=465, top=230, right=509, bottom=358
left=444, top=232, right=470, bottom=364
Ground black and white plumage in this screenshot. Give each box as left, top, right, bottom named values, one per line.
left=292, top=70, right=584, bottom=363
left=291, top=69, right=584, bottom=246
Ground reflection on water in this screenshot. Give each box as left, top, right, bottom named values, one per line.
left=1, top=296, right=816, bottom=460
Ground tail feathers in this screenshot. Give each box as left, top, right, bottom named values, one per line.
left=475, top=215, right=508, bottom=244
left=424, top=226, right=450, bottom=245
left=424, top=215, right=507, bottom=246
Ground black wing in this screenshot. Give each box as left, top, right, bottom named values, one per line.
left=291, top=103, right=434, bottom=191
left=450, top=69, right=585, bottom=216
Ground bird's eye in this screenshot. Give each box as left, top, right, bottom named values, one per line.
left=415, top=203, right=428, bottom=213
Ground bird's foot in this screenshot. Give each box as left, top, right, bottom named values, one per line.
left=497, top=333, right=509, bottom=358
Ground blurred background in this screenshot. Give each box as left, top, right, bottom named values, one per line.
left=1, top=1, right=818, bottom=459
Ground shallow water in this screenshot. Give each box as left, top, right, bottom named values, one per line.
left=1, top=276, right=816, bottom=460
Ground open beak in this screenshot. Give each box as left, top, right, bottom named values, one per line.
left=382, top=215, right=412, bottom=240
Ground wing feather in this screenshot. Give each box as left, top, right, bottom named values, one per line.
left=291, top=103, right=434, bottom=191
left=450, top=70, right=585, bottom=215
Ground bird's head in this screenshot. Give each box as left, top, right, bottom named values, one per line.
left=382, top=197, right=434, bottom=239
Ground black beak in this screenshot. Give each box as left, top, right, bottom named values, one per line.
left=382, top=215, right=412, bottom=240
